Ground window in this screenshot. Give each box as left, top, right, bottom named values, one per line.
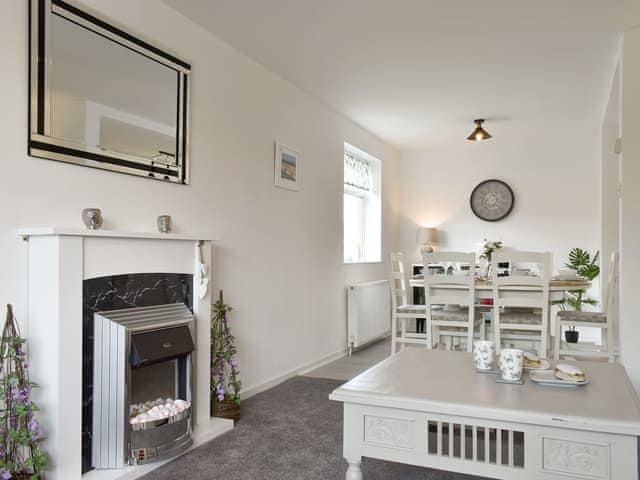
left=343, top=144, right=381, bottom=263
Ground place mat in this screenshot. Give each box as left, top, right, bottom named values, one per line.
left=496, top=376, right=524, bottom=385
left=476, top=367, right=500, bottom=375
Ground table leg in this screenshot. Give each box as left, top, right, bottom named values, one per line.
left=345, top=458, right=363, bottom=480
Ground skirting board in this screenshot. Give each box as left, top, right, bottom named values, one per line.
left=350, top=333, right=390, bottom=354
left=81, top=417, right=233, bottom=480
left=242, top=347, right=348, bottom=400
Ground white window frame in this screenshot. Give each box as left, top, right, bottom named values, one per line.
left=343, top=143, right=382, bottom=264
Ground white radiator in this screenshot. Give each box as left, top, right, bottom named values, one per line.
left=347, top=280, right=391, bottom=353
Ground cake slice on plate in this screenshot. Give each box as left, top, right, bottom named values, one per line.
left=554, top=363, right=587, bottom=382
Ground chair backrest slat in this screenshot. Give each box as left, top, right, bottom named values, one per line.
left=423, top=252, right=476, bottom=306
left=492, top=251, right=550, bottom=288
left=429, top=293, right=474, bottom=306
left=423, top=251, right=477, bottom=351
left=423, top=252, right=475, bottom=287
left=495, top=297, right=545, bottom=309
left=388, top=252, right=408, bottom=309
left=492, top=250, right=552, bottom=356
left=604, top=251, right=619, bottom=320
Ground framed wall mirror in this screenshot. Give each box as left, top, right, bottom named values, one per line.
left=29, top=0, right=191, bottom=184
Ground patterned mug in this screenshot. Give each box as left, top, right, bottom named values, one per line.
left=499, top=348, right=524, bottom=381
left=473, top=340, right=495, bottom=370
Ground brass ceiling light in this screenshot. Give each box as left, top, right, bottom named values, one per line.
left=466, top=119, right=492, bottom=141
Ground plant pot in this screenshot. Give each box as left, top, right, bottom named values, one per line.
left=212, top=395, right=241, bottom=422
left=564, top=330, right=580, bottom=343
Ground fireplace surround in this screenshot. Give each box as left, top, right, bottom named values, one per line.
left=19, top=227, right=233, bottom=480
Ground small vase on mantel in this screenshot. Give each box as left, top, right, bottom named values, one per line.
left=82, top=208, right=103, bottom=230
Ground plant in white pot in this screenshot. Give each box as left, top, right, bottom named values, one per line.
left=554, top=248, right=600, bottom=343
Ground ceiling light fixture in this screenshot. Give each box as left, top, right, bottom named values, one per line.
left=466, top=119, right=492, bottom=142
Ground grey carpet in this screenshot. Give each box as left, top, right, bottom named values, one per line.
left=140, top=376, right=489, bottom=480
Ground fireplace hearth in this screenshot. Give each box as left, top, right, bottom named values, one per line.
left=93, top=303, right=195, bottom=469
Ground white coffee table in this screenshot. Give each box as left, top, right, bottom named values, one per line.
left=330, top=349, right=640, bottom=480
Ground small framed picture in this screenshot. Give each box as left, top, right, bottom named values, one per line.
left=274, top=142, right=301, bottom=191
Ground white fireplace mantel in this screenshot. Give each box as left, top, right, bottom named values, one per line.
left=19, top=226, right=214, bottom=242
left=20, top=227, right=232, bottom=480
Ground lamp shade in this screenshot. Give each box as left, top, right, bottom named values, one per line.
left=417, top=227, right=437, bottom=245
left=466, top=119, right=492, bottom=141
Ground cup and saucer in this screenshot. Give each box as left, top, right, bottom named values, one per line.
left=473, top=340, right=499, bottom=374
left=495, top=348, right=525, bottom=385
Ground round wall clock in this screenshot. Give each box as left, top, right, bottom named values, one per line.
left=470, top=179, right=515, bottom=222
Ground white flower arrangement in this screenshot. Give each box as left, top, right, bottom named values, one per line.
left=480, top=239, right=503, bottom=261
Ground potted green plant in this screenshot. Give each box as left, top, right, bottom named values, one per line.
left=211, top=292, right=241, bottom=422
left=554, top=248, right=600, bottom=343
left=0, top=305, right=48, bottom=479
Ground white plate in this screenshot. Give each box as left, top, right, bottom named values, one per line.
left=523, top=359, right=550, bottom=371
left=529, top=370, right=589, bottom=387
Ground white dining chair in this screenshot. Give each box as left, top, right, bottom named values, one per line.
left=554, top=251, right=618, bottom=362
left=423, top=252, right=481, bottom=352
left=388, top=252, right=427, bottom=353
left=492, top=251, right=552, bottom=358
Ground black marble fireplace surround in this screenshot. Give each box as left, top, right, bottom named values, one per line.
left=82, top=273, right=193, bottom=473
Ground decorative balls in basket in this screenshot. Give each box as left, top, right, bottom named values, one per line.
left=212, top=395, right=241, bottom=422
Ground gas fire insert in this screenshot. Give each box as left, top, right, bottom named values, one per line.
left=92, top=303, right=194, bottom=469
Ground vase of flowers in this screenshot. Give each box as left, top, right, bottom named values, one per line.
left=479, top=239, right=503, bottom=278
left=0, top=305, right=48, bottom=480
left=211, top=292, right=241, bottom=422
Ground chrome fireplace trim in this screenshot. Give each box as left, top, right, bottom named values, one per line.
left=93, top=303, right=194, bottom=470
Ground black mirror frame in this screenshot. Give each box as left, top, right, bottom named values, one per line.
left=29, top=0, right=191, bottom=184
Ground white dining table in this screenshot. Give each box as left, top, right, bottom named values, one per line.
left=409, top=278, right=592, bottom=302
left=408, top=278, right=592, bottom=341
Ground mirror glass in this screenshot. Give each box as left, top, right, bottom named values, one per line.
left=49, top=13, right=179, bottom=165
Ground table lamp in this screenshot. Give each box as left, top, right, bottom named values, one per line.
left=417, top=227, right=437, bottom=254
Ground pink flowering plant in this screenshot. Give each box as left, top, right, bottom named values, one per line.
left=0, top=306, right=47, bottom=480
left=211, top=293, right=241, bottom=405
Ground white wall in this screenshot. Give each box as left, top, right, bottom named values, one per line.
left=397, top=126, right=601, bottom=275
left=396, top=126, right=602, bottom=346
left=0, top=0, right=401, bottom=398
left=620, top=25, right=640, bottom=391
left=600, top=64, right=621, bottom=339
